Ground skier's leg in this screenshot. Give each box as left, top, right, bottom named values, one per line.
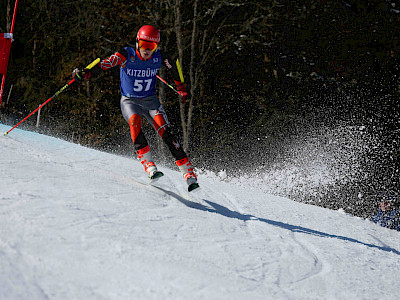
left=148, top=106, right=198, bottom=185
left=129, top=114, right=157, bottom=175
left=121, top=96, right=157, bottom=176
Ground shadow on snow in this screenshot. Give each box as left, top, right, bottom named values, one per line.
left=154, top=186, right=400, bottom=256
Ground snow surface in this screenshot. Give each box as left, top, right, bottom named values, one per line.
left=0, top=123, right=399, bottom=300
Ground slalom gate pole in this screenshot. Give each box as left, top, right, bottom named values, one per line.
left=4, top=58, right=100, bottom=136
left=10, top=0, right=19, bottom=34
left=0, top=0, right=20, bottom=109
left=156, top=75, right=179, bottom=94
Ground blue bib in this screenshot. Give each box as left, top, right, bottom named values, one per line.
left=120, top=47, right=162, bottom=98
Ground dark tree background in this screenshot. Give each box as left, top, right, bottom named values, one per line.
left=1, top=0, right=399, bottom=219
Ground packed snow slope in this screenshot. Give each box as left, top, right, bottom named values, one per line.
left=0, top=124, right=399, bottom=300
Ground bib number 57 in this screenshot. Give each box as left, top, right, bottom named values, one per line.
left=134, top=79, right=152, bottom=92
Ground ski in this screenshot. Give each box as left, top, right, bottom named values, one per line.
left=149, top=171, right=164, bottom=184
left=148, top=171, right=199, bottom=193
left=188, top=182, right=200, bottom=192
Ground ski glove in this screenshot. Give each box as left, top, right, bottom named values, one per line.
left=175, top=81, right=190, bottom=104
left=72, top=68, right=92, bottom=81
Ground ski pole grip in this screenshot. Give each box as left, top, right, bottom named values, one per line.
left=85, top=58, right=100, bottom=70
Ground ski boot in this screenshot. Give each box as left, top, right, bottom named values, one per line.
left=176, top=157, right=199, bottom=192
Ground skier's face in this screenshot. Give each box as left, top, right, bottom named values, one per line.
left=138, top=39, right=158, bottom=60
left=139, top=48, right=154, bottom=60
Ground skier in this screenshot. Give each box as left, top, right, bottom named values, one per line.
left=73, top=25, right=199, bottom=192
left=372, top=194, right=400, bottom=231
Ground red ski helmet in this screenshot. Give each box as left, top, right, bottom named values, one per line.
left=136, top=25, right=160, bottom=51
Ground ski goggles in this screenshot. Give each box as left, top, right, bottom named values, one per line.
left=138, top=39, right=158, bottom=51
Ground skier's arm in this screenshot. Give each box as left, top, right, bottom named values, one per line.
left=73, top=49, right=128, bottom=80
left=161, top=51, right=181, bottom=82
left=161, top=51, right=190, bottom=103
left=95, top=48, right=128, bottom=73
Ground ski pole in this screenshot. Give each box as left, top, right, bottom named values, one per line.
left=176, top=59, right=185, bottom=83
left=157, top=59, right=186, bottom=94
left=156, top=59, right=185, bottom=93
left=156, top=75, right=179, bottom=94
left=4, top=58, right=100, bottom=136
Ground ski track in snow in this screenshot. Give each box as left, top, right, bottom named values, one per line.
left=0, top=124, right=399, bottom=300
